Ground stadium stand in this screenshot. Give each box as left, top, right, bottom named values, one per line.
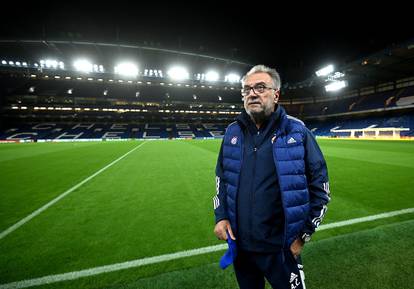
left=1, top=39, right=414, bottom=141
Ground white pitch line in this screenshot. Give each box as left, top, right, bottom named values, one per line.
left=1, top=207, right=413, bottom=289
left=317, top=207, right=414, bottom=231
left=0, top=141, right=146, bottom=241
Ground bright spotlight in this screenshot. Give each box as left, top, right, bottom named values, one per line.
left=325, top=80, right=347, bottom=92
left=40, top=59, right=62, bottom=69
left=205, top=71, right=219, bottom=82
left=167, top=66, right=189, bottom=81
left=225, top=73, right=240, bottom=83
left=315, top=64, right=334, bottom=77
left=114, top=62, right=139, bottom=77
left=74, top=59, right=93, bottom=73
left=46, top=60, right=57, bottom=68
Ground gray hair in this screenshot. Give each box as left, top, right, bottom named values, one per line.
left=241, top=64, right=281, bottom=90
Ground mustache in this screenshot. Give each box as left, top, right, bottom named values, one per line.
left=248, top=100, right=262, bottom=105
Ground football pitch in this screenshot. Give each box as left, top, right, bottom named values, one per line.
left=0, top=138, right=413, bottom=289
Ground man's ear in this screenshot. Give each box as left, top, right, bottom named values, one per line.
left=274, top=90, right=280, bottom=103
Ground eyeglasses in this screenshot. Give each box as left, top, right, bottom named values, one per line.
left=241, top=84, right=276, bottom=96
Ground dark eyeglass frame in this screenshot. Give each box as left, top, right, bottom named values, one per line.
left=241, top=84, right=277, bottom=96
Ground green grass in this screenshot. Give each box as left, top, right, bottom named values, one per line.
left=0, top=138, right=413, bottom=289
left=104, top=219, right=414, bottom=289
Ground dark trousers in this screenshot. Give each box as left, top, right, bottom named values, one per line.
left=233, top=249, right=306, bottom=289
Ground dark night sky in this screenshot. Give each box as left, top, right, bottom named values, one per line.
left=1, top=1, right=412, bottom=83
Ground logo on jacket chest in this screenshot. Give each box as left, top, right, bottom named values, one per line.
left=231, top=136, right=238, bottom=145
left=287, top=137, right=297, bottom=144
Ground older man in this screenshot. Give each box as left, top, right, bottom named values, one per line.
left=213, top=65, right=330, bottom=289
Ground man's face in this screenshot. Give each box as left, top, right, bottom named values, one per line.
left=242, top=72, right=279, bottom=118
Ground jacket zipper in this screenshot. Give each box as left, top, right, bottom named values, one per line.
left=249, top=136, right=258, bottom=245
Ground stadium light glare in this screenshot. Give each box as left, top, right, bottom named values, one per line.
left=205, top=70, right=219, bottom=82
left=1, top=60, right=6, bottom=65
left=40, top=59, right=62, bottom=69
left=114, top=62, right=139, bottom=77
left=167, top=66, right=189, bottom=81
left=315, top=64, right=334, bottom=77
left=74, top=59, right=93, bottom=73
left=325, top=80, right=347, bottom=92
left=46, top=60, right=58, bottom=68
left=225, top=73, right=240, bottom=83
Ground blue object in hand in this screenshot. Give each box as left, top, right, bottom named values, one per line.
left=219, top=231, right=237, bottom=269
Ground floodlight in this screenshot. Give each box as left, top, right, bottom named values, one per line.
left=325, top=80, right=347, bottom=92
left=40, top=59, right=59, bottom=69
left=167, top=66, right=189, bottom=81
left=315, top=64, right=334, bottom=77
left=225, top=73, right=240, bottom=83
left=114, top=62, right=139, bottom=77
left=74, top=59, right=93, bottom=73
left=205, top=71, right=219, bottom=82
